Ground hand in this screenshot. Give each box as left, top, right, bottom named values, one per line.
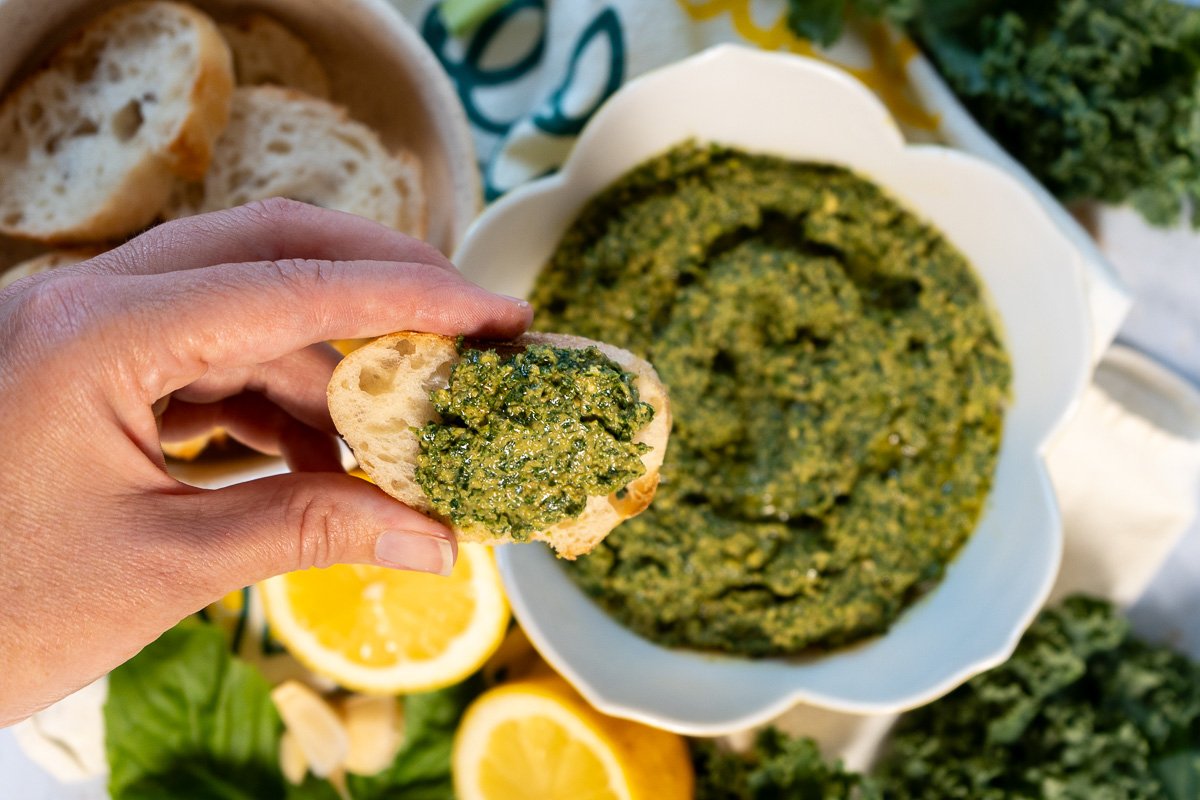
left=0, top=199, right=531, bottom=726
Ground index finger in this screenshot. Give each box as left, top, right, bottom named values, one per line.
left=84, top=199, right=458, bottom=277
left=111, top=258, right=532, bottom=402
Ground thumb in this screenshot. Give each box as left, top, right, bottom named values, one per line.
left=162, top=472, right=457, bottom=595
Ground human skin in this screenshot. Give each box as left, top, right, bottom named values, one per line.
left=0, top=199, right=531, bottom=726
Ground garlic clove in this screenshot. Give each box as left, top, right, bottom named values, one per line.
left=339, top=693, right=405, bottom=776
left=278, top=730, right=309, bottom=786
left=271, top=680, right=349, bottom=778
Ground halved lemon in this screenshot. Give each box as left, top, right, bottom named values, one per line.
left=260, top=543, right=509, bottom=693
left=453, top=676, right=693, bottom=800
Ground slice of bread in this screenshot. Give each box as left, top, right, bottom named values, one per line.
left=328, top=332, right=672, bottom=559
left=219, top=14, right=331, bottom=99
left=0, top=247, right=102, bottom=290
left=164, top=86, right=426, bottom=237
left=0, top=1, right=234, bottom=243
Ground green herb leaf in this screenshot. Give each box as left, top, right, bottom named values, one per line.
left=910, top=0, right=1200, bottom=229
left=876, top=596, right=1200, bottom=798
left=1154, top=750, right=1200, bottom=800
left=785, top=0, right=850, bottom=47
left=105, top=621, right=285, bottom=800
left=692, top=727, right=879, bottom=799
left=285, top=777, right=344, bottom=800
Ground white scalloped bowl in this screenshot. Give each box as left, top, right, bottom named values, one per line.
left=454, top=45, right=1091, bottom=735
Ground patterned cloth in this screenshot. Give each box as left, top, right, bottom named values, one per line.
left=389, top=0, right=934, bottom=199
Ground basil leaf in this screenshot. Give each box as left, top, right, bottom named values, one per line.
left=105, top=621, right=285, bottom=800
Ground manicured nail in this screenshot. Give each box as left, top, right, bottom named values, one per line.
left=375, top=531, right=454, bottom=576
left=500, top=294, right=530, bottom=308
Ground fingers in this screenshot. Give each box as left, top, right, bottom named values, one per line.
left=125, top=258, right=530, bottom=401
left=84, top=199, right=459, bottom=277
left=160, top=473, right=458, bottom=594
left=170, top=343, right=342, bottom=434
left=159, top=394, right=344, bottom=473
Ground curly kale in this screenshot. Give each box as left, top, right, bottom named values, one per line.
left=688, top=598, right=1200, bottom=798
left=690, top=597, right=1200, bottom=799
left=692, top=728, right=879, bottom=800
left=874, top=596, right=1200, bottom=799
left=784, top=0, right=915, bottom=47
left=914, top=0, right=1200, bottom=228
left=786, top=0, right=1200, bottom=227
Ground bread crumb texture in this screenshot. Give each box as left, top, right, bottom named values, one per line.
left=329, top=333, right=671, bottom=559
left=165, top=86, right=425, bottom=237
left=0, top=1, right=233, bottom=243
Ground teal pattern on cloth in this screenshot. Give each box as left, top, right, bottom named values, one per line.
left=410, top=1, right=628, bottom=200
left=388, top=0, right=776, bottom=200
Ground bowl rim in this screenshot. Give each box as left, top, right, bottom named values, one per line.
left=457, top=44, right=1092, bottom=733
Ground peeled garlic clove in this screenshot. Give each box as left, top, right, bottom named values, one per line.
left=279, top=730, right=309, bottom=786
left=271, top=681, right=348, bottom=778
left=339, top=694, right=405, bottom=776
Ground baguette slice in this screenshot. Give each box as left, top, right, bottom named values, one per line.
left=0, top=1, right=234, bottom=243
left=0, top=247, right=102, bottom=290
left=219, top=14, right=331, bottom=99
left=165, top=86, right=426, bottom=237
left=328, top=332, right=671, bottom=559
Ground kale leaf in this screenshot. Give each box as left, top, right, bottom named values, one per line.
left=785, top=0, right=1200, bottom=228
left=692, top=727, right=879, bottom=799
left=694, top=598, right=1200, bottom=799
left=874, top=595, right=1200, bottom=799
left=784, top=0, right=915, bottom=46
left=911, top=0, right=1200, bottom=228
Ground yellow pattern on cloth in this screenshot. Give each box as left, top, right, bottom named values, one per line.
left=389, top=0, right=936, bottom=197
left=677, top=0, right=936, bottom=130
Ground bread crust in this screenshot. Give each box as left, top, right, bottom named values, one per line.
left=218, top=13, right=332, bottom=99
left=166, top=2, right=235, bottom=180
left=165, top=86, right=425, bottom=237
left=328, top=331, right=671, bottom=559
left=0, top=1, right=234, bottom=243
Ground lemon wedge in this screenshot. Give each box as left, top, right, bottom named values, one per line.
left=453, top=676, right=693, bottom=800
left=260, top=543, right=509, bottom=693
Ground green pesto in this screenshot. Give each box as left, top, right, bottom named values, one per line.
left=531, top=142, right=1012, bottom=655
left=414, top=343, right=654, bottom=540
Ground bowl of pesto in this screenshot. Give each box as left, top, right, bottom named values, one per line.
left=453, top=45, right=1091, bottom=734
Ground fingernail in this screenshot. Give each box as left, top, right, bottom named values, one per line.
left=500, top=294, right=530, bottom=308
left=375, top=531, right=454, bottom=576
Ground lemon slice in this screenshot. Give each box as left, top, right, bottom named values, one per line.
left=453, top=676, right=693, bottom=800
left=260, top=543, right=508, bottom=693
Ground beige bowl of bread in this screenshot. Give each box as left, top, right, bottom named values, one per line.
left=0, top=0, right=478, bottom=265
left=328, top=331, right=673, bottom=559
